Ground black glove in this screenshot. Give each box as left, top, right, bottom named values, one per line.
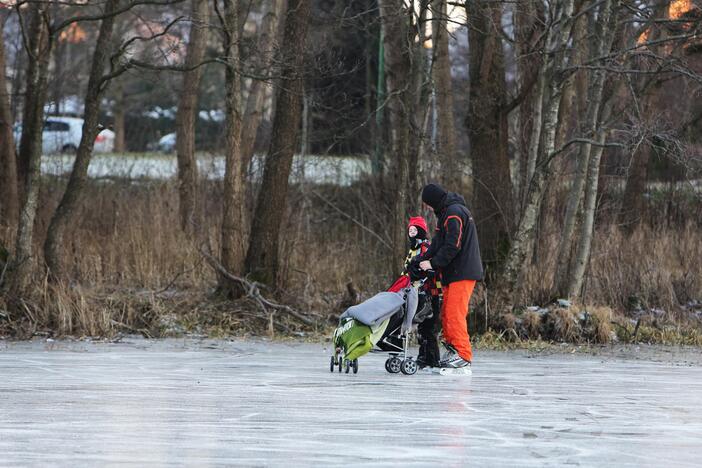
left=408, top=260, right=425, bottom=282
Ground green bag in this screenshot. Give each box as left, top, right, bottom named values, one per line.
left=333, top=317, right=373, bottom=361
left=333, top=317, right=390, bottom=361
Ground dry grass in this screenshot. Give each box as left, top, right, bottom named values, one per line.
left=581, top=306, right=614, bottom=344
left=522, top=311, right=542, bottom=339
left=1, top=176, right=701, bottom=341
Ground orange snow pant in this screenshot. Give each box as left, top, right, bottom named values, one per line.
left=441, top=280, right=476, bottom=362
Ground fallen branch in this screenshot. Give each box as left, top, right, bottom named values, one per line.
left=199, top=247, right=316, bottom=327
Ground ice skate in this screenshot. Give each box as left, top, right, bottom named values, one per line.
left=436, top=343, right=472, bottom=376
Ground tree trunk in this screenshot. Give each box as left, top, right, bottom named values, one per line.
left=407, top=1, right=430, bottom=214
left=431, top=0, right=458, bottom=188
left=240, top=0, right=284, bottom=178
left=619, top=143, right=652, bottom=232
left=0, top=11, right=19, bottom=228
left=378, top=0, right=413, bottom=271
left=219, top=0, right=246, bottom=295
left=112, top=80, right=126, bottom=153
left=176, top=0, right=209, bottom=233
left=567, top=130, right=606, bottom=298
left=554, top=0, right=616, bottom=296
left=244, top=0, right=311, bottom=287
left=466, top=0, right=513, bottom=272
left=9, top=3, right=52, bottom=297
left=501, top=0, right=575, bottom=294
left=514, top=0, right=544, bottom=206
left=618, top=2, right=668, bottom=234
left=44, top=0, right=119, bottom=280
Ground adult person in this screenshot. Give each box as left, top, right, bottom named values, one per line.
left=417, top=183, right=482, bottom=373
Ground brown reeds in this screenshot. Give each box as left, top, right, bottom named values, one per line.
left=0, top=175, right=700, bottom=340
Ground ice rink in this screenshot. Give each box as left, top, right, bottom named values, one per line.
left=1, top=338, right=700, bottom=467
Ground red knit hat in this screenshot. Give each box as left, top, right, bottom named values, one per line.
left=408, top=216, right=428, bottom=233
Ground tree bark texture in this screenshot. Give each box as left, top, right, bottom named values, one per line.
left=378, top=0, right=414, bottom=272
left=431, top=0, right=458, bottom=189
left=0, top=11, right=19, bottom=228
left=554, top=0, right=617, bottom=296
left=244, top=0, right=311, bottom=287
left=176, top=0, right=210, bottom=233
left=240, top=0, right=284, bottom=178
left=501, top=0, right=575, bottom=294
left=465, top=0, right=513, bottom=271
left=567, top=131, right=606, bottom=298
left=44, top=0, right=119, bottom=280
left=112, top=80, right=126, bottom=153
left=219, top=0, right=246, bottom=295
left=515, top=0, right=544, bottom=206
left=10, top=3, right=52, bottom=296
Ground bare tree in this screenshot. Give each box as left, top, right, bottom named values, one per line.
left=240, top=0, right=284, bottom=178
left=377, top=0, right=415, bottom=268
left=465, top=0, right=514, bottom=271
left=554, top=0, right=618, bottom=295
left=9, top=1, right=51, bottom=296
left=431, top=0, right=458, bottom=188
left=43, top=0, right=121, bottom=279
left=0, top=9, right=19, bottom=228
left=175, top=0, right=210, bottom=233
left=564, top=0, right=619, bottom=298
left=244, top=0, right=311, bottom=287
left=501, top=0, right=575, bottom=293
left=219, top=0, right=246, bottom=296
left=514, top=0, right=544, bottom=205
left=618, top=1, right=672, bottom=233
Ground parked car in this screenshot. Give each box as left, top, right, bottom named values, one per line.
left=12, top=116, right=115, bottom=154
left=157, top=132, right=176, bottom=153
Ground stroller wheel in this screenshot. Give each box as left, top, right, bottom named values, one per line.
left=338, top=356, right=343, bottom=372
left=352, top=359, right=358, bottom=374
left=329, top=355, right=335, bottom=372
left=344, top=359, right=350, bottom=373
left=385, top=357, right=402, bottom=374
left=401, top=358, right=418, bottom=375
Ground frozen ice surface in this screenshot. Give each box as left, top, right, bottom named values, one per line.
left=1, top=338, right=701, bottom=467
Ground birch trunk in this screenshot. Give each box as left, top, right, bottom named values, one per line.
left=501, top=0, right=575, bottom=292
left=554, top=0, right=615, bottom=295
left=240, top=0, right=284, bottom=178
left=515, top=0, right=543, bottom=206
left=564, top=0, right=619, bottom=298
left=10, top=3, right=51, bottom=296
left=567, top=131, right=606, bottom=298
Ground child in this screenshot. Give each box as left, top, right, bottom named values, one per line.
left=388, top=217, right=442, bottom=369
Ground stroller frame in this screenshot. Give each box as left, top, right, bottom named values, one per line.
left=330, top=278, right=430, bottom=375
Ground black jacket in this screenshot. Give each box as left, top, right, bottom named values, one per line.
left=422, top=192, right=483, bottom=283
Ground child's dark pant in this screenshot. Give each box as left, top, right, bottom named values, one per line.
left=418, top=295, right=441, bottom=367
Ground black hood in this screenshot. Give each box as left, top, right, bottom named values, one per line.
left=436, top=192, right=466, bottom=214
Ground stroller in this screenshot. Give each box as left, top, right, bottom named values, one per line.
left=330, top=276, right=433, bottom=375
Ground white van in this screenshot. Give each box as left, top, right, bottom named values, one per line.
left=13, top=116, right=115, bottom=154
